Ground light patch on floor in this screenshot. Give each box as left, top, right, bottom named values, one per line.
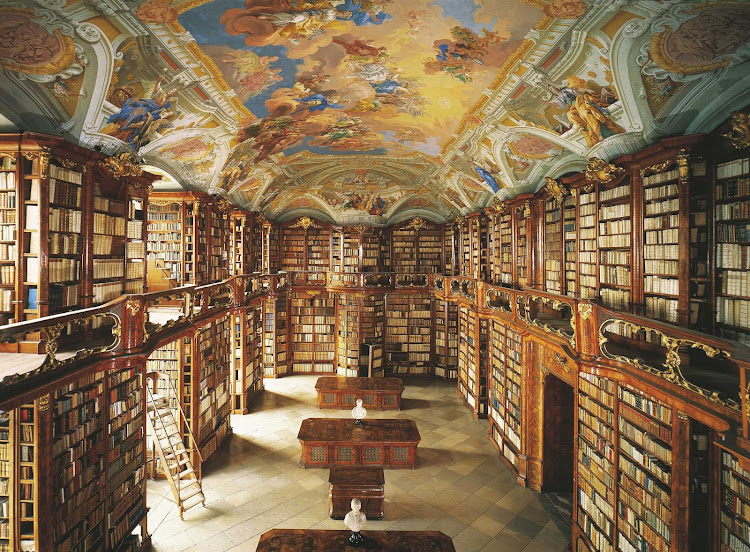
left=147, top=376, right=571, bottom=552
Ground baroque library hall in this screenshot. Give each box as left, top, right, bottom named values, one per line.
left=0, top=1, right=750, bottom=551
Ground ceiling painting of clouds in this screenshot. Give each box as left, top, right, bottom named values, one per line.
left=176, top=0, right=545, bottom=160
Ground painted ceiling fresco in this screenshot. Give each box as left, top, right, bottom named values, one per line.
left=1, top=0, right=749, bottom=224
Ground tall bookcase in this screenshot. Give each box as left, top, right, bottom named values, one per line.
left=516, top=204, right=529, bottom=289
left=126, top=186, right=147, bottom=294
left=263, top=293, right=288, bottom=377
left=290, top=291, right=336, bottom=374
left=232, top=303, right=263, bottom=414
left=563, top=193, right=578, bottom=296
left=578, top=186, right=598, bottom=299
left=385, top=292, right=432, bottom=376
left=146, top=200, right=183, bottom=290
left=434, top=297, right=458, bottom=380
left=544, top=196, right=563, bottom=294
left=598, top=173, right=632, bottom=311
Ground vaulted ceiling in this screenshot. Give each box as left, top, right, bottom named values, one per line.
left=1, top=0, right=749, bottom=224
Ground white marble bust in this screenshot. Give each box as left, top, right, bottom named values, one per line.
left=344, top=498, right=366, bottom=544
left=351, top=398, right=367, bottom=425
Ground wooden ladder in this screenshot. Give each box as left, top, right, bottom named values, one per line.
left=146, top=381, right=205, bottom=519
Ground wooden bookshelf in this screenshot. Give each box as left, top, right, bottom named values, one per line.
left=209, top=205, right=229, bottom=283
left=147, top=200, right=183, bottom=290
left=125, top=186, right=147, bottom=294
left=488, top=319, right=523, bottom=469
left=232, top=303, right=263, bottom=414
left=391, top=224, right=417, bottom=274
left=544, top=197, right=563, bottom=294
left=0, top=155, right=17, bottom=326
left=457, top=304, right=481, bottom=414
left=714, top=156, right=750, bottom=345
left=92, top=172, right=127, bottom=306
left=720, top=449, right=750, bottom=552
left=516, top=205, right=529, bottom=289
left=443, top=223, right=458, bottom=276
left=598, top=173, right=632, bottom=311
left=563, top=193, right=578, bottom=297
left=263, top=293, right=288, bottom=377
left=576, top=372, right=615, bottom=552
left=385, top=292, right=432, bottom=376
left=433, top=298, right=458, bottom=380
left=578, top=186, right=598, bottom=300
left=290, top=291, right=336, bottom=374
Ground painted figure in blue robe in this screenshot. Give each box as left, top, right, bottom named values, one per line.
left=336, top=0, right=392, bottom=26
left=371, top=79, right=402, bottom=95
left=293, top=93, right=344, bottom=114
left=475, top=166, right=500, bottom=192
left=102, top=78, right=176, bottom=149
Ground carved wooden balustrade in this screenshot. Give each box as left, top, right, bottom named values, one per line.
left=1, top=271, right=750, bottom=444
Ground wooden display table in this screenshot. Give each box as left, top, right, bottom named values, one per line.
left=257, top=529, right=455, bottom=551
left=315, top=377, right=404, bottom=410
left=298, top=418, right=420, bottom=469
left=328, top=467, right=385, bottom=519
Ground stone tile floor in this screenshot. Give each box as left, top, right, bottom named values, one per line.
left=147, top=376, right=572, bottom=551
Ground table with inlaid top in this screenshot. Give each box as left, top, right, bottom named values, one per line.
left=297, top=418, right=420, bottom=469
left=256, top=529, right=456, bottom=551
left=315, top=377, right=404, bottom=410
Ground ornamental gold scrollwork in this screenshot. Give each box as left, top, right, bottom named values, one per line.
left=24, top=149, right=50, bottom=179
left=485, top=288, right=511, bottom=315
left=143, top=292, right=190, bottom=340
left=553, top=353, right=571, bottom=374
left=544, top=177, right=567, bottom=203
left=585, top=158, right=625, bottom=184
left=577, top=303, right=593, bottom=321
left=640, top=158, right=676, bottom=179
left=676, top=149, right=691, bottom=180
left=38, top=395, right=49, bottom=412
left=521, top=294, right=576, bottom=349
left=293, top=216, right=319, bottom=230
left=489, top=198, right=507, bottom=214
left=598, top=318, right=736, bottom=410
left=723, top=111, right=750, bottom=150
left=99, top=152, right=143, bottom=178
left=351, top=224, right=368, bottom=234
left=125, top=298, right=141, bottom=316
left=406, top=217, right=429, bottom=231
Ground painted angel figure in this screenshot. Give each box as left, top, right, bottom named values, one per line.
left=102, top=77, right=178, bottom=149
left=545, top=80, right=624, bottom=148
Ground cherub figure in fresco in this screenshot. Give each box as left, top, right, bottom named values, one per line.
left=258, top=8, right=352, bottom=43
left=101, top=76, right=177, bottom=149
left=545, top=77, right=624, bottom=148
left=221, top=50, right=283, bottom=97
left=425, top=27, right=502, bottom=83
left=292, top=93, right=344, bottom=114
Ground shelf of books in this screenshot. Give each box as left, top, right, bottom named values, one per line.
left=307, top=226, right=330, bottom=277
left=715, top=156, right=750, bottom=345
left=471, top=216, right=488, bottom=281
left=578, top=187, right=598, bottom=299
left=516, top=206, right=529, bottom=289
left=362, top=229, right=387, bottom=273
left=488, top=319, right=522, bottom=470
left=281, top=225, right=306, bottom=273
left=52, top=368, right=106, bottom=551
left=642, top=163, right=681, bottom=324
left=544, top=197, right=563, bottom=294
left=250, top=217, right=263, bottom=273
left=230, top=214, right=245, bottom=277
left=232, top=304, right=262, bottom=414
left=262, top=221, right=279, bottom=274
left=337, top=293, right=361, bottom=377
left=290, top=291, right=336, bottom=374
left=457, top=304, right=478, bottom=414
left=209, top=206, right=228, bottom=283
left=616, top=383, right=673, bottom=552
left=146, top=340, right=181, bottom=476
left=196, top=314, right=232, bottom=466
left=385, top=293, right=431, bottom=376
left=720, top=448, right=750, bottom=552
left=392, top=225, right=417, bottom=273
left=359, top=343, right=384, bottom=378
left=146, top=201, right=183, bottom=290
left=181, top=337, right=194, bottom=450
left=42, top=159, right=85, bottom=318
left=361, top=293, right=385, bottom=344
left=263, top=294, right=288, bottom=377
left=433, top=298, right=458, bottom=380
left=106, top=363, right=147, bottom=550
left=459, top=218, right=471, bottom=277
left=688, top=158, right=710, bottom=332
left=0, top=155, right=16, bottom=326
left=125, top=188, right=147, bottom=294
left=0, top=410, right=10, bottom=552
left=598, top=175, right=632, bottom=311
left=563, top=194, right=578, bottom=297
left=92, top=178, right=127, bottom=306
left=419, top=225, right=443, bottom=274
left=576, top=371, right=615, bottom=552
left=443, top=224, right=457, bottom=276
left=184, top=199, right=208, bottom=285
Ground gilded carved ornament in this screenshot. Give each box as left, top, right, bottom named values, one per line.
left=544, top=177, right=567, bottom=204
left=292, top=216, right=319, bottom=230
left=577, top=303, right=593, bottom=321
left=125, top=298, right=141, bottom=316
left=489, top=198, right=507, bottom=214
left=39, top=395, right=50, bottom=412
left=598, top=319, right=736, bottom=410
left=24, top=148, right=50, bottom=179
left=640, top=158, right=676, bottom=179
left=99, top=152, right=143, bottom=179
left=723, top=111, right=750, bottom=150
left=520, top=294, right=576, bottom=349
left=585, top=157, right=625, bottom=184
left=351, top=224, right=368, bottom=234
left=406, top=217, right=429, bottom=231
